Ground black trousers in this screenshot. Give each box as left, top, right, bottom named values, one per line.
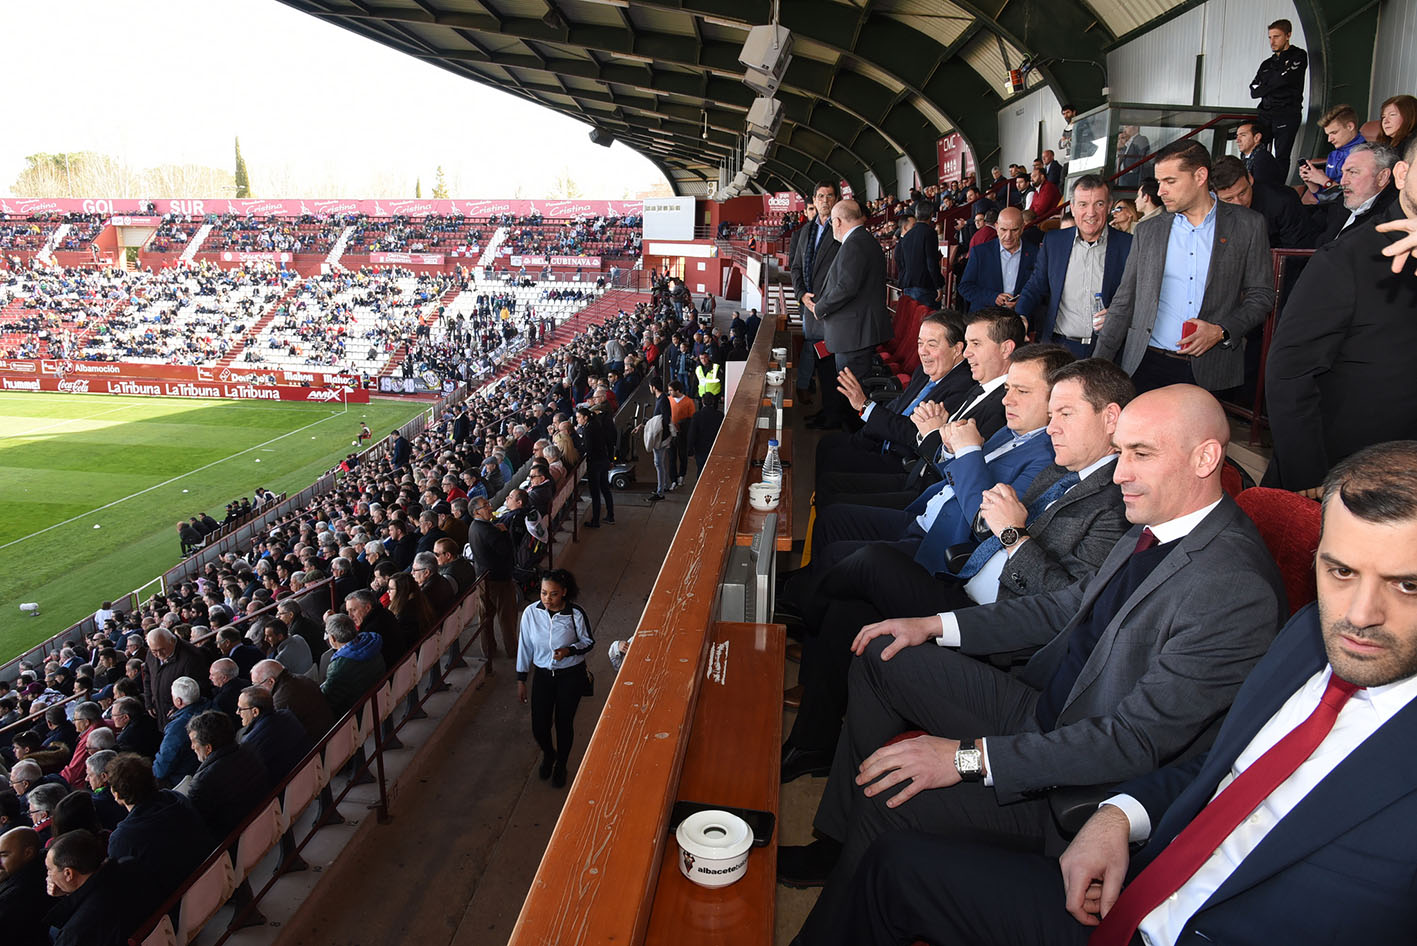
left=780, top=504, right=916, bottom=616
left=585, top=461, right=614, bottom=524
left=818, top=832, right=1091, bottom=946
left=814, top=431, right=907, bottom=479
left=674, top=429, right=690, bottom=479
left=1260, top=107, right=1302, bottom=168
left=790, top=541, right=972, bottom=752
left=530, top=663, right=587, bottom=766
left=819, top=345, right=876, bottom=424
left=1130, top=347, right=1196, bottom=393
left=797, top=637, right=1050, bottom=945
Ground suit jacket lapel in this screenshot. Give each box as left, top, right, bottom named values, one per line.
left=1202, top=200, right=1228, bottom=301
left=1029, top=464, right=1112, bottom=533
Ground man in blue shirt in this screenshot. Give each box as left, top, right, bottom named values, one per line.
left=1299, top=104, right=1366, bottom=199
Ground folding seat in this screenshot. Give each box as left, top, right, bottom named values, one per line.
left=323, top=715, right=360, bottom=774
left=234, top=798, right=285, bottom=882
left=175, top=853, right=235, bottom=944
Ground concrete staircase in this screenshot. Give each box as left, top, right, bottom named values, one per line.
left=179, top=222, right=214, bottom=263
left=36, top=224, right=70, bottom=264
left=325, top=225, right=355, bottom=269
left=214, top=278, right=303, bottom=369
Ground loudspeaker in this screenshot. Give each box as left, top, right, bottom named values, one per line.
left=740, top=25, right=792, bottom=96
left=746, top=96, right=783, bottom=139
left=746, top=135, right=772, bottom=159
left=589, top=127, right=615, bottom=147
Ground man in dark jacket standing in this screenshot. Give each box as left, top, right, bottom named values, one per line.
left=144, top=627, right=209, bottom=721
left=807, top=199, right=893, bottom=429
left=1249, top=18, right=1307, bottom=167
left=893, top=202, right=944, bottom=307
left=467, top=496, right=520, bottom=665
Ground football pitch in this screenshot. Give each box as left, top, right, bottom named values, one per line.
left=0, top=392, right=429, bottom=661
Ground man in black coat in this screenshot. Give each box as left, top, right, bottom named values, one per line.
left=345, top=589, right=410, bottom=665
left=185, top=711, right=271, bottom=839
left=791, top=183, right=842, bottom=413
left=216, top=626, right=265, bottom=678
left=1211, top=155, right=1315, bottom=249
left=0, top=826, right=54, bottom=946
left=238, top=687, right=313, bottom=783
left=143, top=628, right=210, bottom=720
left=253, top=660, right=335, bottom=743
left=414, top=510, right=447, bottom=557
left=814, top=311, right=973, bottom=479
left=105, top=755, right=214, bottom=906
left=893, top=203, right=944, bottom=307
left=1264, top=151, right=1417, bottom=491
left=384, top=519, right=418, bottom=571
left=43, top=831, right=145, bottom=946
left=111, top=698, right=162, bottom=759
left=389, top=430, right=412, bottom=469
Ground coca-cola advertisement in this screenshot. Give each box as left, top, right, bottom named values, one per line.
left=0, top=372, right=370, bottom=402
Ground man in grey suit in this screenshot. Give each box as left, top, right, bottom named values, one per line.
left=1093, top=140, right=1275, bottom=394
left=780, top=385, right=1286, bottom=944
left=790, top=182, right=841, bottom=415
left=806, top=198, right=893, bottom=427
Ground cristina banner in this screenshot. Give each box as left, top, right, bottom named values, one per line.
left=0, top=373, right=370, bottom=402
left=0, top=197, right=646, bottom=219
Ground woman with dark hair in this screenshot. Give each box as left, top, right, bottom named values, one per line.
left=50, top=790, right=110, bottom=844
left=386, top=572, right=435, bottom=647
left=1377, top=93, right=1417, bottom=161
left=515, top=570, right=594, bottom=788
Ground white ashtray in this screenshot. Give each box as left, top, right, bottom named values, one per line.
left=765, top=369, right=786, bottom=386
left=676, top=809, right=753, bottom=888
left=771, top=347, right=788, bottom=362
left=748, top=481, right=781, bottom=510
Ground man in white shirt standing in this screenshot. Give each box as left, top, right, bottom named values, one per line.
left=779, top=385, right=1287, bottom=944
left=815, top=438, right=1417, bottom=946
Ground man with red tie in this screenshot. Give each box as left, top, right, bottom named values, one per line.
left=819, top=439, right=1417, bottom=946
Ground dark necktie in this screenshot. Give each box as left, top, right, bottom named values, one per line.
left=951, top=384, right=985, bottom=422
left=957, top=471, right=1081, bottom=578
left=1090, top=673, right=1362, bottom=946
left=1132, top=526, right=1158, bottom=555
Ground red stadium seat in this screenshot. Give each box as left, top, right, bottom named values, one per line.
left=175, top=853, right=235, bottom=944
left=1235, top=487, right=1321, bottom=615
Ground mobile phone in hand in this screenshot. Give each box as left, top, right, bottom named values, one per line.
left=1181, top=321, right=1197, bottom=341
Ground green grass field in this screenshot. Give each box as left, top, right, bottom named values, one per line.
left=0, top=392, right=429, bottom=661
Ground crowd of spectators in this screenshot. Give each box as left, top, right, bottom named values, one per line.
left=0, top=275, right=735, bottom=941
left=499, top=214, right=641, bottom=259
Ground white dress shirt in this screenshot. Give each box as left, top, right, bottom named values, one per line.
left=1105, top=666, right=1417, bottom=945
left=936, top=498, right=1221, bottom=786
left=961, top=454, right=1118, bottom=606
left=916, top=373, right=1008, bottom=457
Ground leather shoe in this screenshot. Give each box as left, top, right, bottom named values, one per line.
left=776, top=837, right=842, bottom=887
left=783, top=683, right=804, bottom=709
left=786, top=642, right=802, bottom=663
left=780, top=743, right=833, bottom=783
left=538, top=755, right=554, bottom=780
left=805, top=414, right=836, bottom=430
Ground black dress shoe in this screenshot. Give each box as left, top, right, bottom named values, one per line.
left=551, top=762, right=568, bottom=788
left=805, top=414, right=836, bottom=430
left=776, top=837, right=843, bottom=888
left=780, top=744, right=833, bottom=783
left=539, top=755, right=554, bottom=780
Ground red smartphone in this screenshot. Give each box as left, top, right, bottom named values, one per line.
left=1181, top=321, right=1197, bottom=341
left=814, top=340, right=830, bottom=358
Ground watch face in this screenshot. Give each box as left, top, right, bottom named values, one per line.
left=1000, top=527, right=1020, bottom=547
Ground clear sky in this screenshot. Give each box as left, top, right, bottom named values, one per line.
left=1, top=0, right=668, bottom=199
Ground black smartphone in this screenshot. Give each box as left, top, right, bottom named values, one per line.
left=669, top=800, right=776, bottom=847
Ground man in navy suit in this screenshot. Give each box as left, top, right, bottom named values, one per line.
left=959, top=207, right=1038, bottom=313
left=822, top=440, right=1417, bottom=946
left=1014, top=174, right=1134, bottom=356
left=779, top=345, right=1070, bottom=631
left=814, top=310, right=974, bottom=479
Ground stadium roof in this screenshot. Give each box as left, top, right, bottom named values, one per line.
left=280, top=0, right=1192, bottom=197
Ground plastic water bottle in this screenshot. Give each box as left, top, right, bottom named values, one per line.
left=1091, top=292, right=1106, bottom=332
left=762, top=439, right=783, bottom=486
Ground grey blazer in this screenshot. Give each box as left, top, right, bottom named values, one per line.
left=789, top=220, right=839, bottom=341
left=957, top=495, right=1286, bottom=804
left=812, top=226, right=893, bottom=355
left=1093, top=200, right=1275, bottom=390
left=994, top=461, right=1130, bottom=602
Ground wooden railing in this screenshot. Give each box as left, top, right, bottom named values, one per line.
left=508, top=317, right=779, bottom=945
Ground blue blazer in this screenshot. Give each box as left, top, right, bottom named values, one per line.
left=1119, top=604, right=1417, bottom=943
left=958, top=238, right=1038, bottom=312
left=904, top=428, right=1054, bottom=575
left=1014, top=226, right=1133, bottom=342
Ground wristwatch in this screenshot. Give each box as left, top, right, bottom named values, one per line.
left=955, top=738, right=984, bottom=782
left=999, top=525, right=1029, bottom=550
left=1219, top=327, right=1232, bottom=347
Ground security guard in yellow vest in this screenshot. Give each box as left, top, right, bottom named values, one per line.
left=694, top=351, right=722, bottom=399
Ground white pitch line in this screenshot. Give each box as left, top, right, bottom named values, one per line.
left=0, top=409, right=345, bottom=552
